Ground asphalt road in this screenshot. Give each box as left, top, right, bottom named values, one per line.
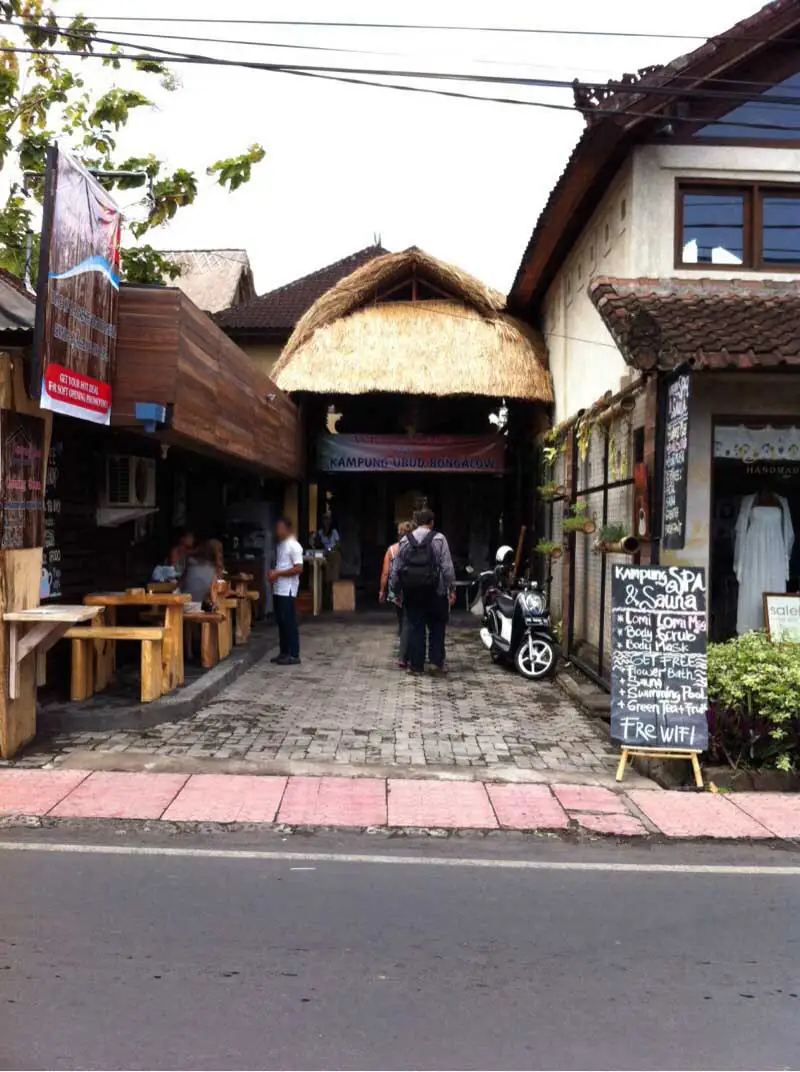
left=1, top=831, right=799, bottom=1071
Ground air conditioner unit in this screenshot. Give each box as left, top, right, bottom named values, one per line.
left=104, top=455, right=156, bottom=509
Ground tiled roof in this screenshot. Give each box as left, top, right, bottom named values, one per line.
left=589, top=276, right=800, bottom=370
left=158, top=249, right=254, bottom=313
left=215, top=245, right=388, bottom=334
left=0, top=269, right=35, bottom=334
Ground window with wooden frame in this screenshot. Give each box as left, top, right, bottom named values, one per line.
left=676, top=181, right=800, bottom=270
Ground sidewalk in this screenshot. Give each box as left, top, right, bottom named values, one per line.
left=1, top=768, right=797, bottom=839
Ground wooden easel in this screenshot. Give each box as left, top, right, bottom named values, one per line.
left=616, top=747, right=704, bottom=788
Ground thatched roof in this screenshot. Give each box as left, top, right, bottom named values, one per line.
left=273, top=248, right=552, bottom=402
left=160, top=249, right=255, bottom=313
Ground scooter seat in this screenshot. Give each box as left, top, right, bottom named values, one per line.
left=496, top=592, right=516, bottom=617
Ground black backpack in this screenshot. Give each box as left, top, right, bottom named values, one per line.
left=399, top=531, right=439, bottom=593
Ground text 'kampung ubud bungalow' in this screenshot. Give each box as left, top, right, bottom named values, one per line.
left=270, top=246, right=553, bottom=599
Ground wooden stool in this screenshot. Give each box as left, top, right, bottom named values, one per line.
left=184, top=611, right=225, bottom=669
left=65, top=626, right=166, bottom=703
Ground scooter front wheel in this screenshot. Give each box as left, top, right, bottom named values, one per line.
left=515, top=636, right=556, bottom=680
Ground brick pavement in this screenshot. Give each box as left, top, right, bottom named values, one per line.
left=17, top=620, right=619, bottom=777
left=0, top=768, right=795, bottom=839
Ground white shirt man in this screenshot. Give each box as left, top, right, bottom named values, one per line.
left=269, top=518, right=304, bottom=664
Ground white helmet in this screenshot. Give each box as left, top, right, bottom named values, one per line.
left=495, top=545, right=515, bottom=567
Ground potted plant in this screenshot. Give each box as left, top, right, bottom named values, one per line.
left=594, top=522, right=639, bottom=555
left=534, top=540, right=563, bottom=560
left=537, top=481, right=567, bottom=502
left=562, top=501, right=597, bottom=535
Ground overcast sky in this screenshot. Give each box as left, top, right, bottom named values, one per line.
left=47, top=1, right=763, bottom=293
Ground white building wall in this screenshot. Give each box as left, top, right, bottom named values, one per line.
left=544, top=141, right=800, bottom=423
left=542, top=163, right=634, bottom=423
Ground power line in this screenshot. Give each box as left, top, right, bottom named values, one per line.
left=36, top=15, right=799, bottom=44
left=5, top=36, right=800, bottom=132
left=8, top=24, right=800, bottom=110
left=40, top=21, right=800, bottom=90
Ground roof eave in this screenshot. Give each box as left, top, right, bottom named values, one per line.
left=508, top=0, right=800, bottom=316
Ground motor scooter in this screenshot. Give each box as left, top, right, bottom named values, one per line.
left=477, top=546, right=557, bottom=680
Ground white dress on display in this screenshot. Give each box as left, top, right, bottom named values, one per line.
left=734, top=493, right=795, bottom=634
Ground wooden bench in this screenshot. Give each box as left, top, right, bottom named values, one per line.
left=65, top=626, right=166, bottom=704
left=184, top=611, right=226, bottom=669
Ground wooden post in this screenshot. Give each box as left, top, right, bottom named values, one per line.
left=140, top=638, right=162, bottom=703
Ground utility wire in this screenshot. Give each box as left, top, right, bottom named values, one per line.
left=8, top=23, right=800, bottom=110
left=5, top=34, right=800, bottom=132
left=37, top=15, right=800, bottom=45
left=49, top=22, right=800, bottom=90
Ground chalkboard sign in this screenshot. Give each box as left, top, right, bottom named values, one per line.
left=0, top=411, right=45, bottom=551
left=611, top=564, right=708, bottom=752
left=661, top=370, right=691, bottom=551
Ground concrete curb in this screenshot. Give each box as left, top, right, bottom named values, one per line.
left=36, top=629, right=279, bottom=734
left=51, top=748, right=657, bottom=788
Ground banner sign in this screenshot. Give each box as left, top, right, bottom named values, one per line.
left=611, top=564, right=708, bottom=752
left=33, top=145, right=121, bottom=424
left=0, top=411, right=46, bottom=551
left=661, top=369, right=691, bottom=550
left=317, top=434, right=506, bottom=474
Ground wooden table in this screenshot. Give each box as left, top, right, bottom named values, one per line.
left=83, top=592, right=190, bottom=694
left=4, top=606, right=101, bottom=700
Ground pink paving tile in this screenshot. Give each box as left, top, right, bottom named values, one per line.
left=486, top=783, right=569, bottom=830
left=729, top=794, right=800, bottom=839
left=278, top=777, right=386, bottom=827
left=627, top=790, right=772, bottom=839
left=552, top=783, right=627, bottom=814
left=0, top=770, right=89, bottom=816
left=48, top=771, right=188, bottom=820
left=574, top=812, right=647, bottom=837
left=388, top=780, right=497, bottom=829
left=163, top=775, right=287, bottom=824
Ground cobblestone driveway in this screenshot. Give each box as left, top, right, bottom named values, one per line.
left=23, top=621, right=618, bottom=776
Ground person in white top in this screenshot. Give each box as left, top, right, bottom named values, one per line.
left=268, top=516, right=305, bottom=665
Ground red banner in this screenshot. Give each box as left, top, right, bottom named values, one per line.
left=317, top=434, right=505, bottom=474
left=33, top=146, right=121, bottom=425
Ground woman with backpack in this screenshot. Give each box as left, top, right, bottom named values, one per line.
left=379, top=520, right=414, bottom=669
left=389, top=508, right=456, bottom=676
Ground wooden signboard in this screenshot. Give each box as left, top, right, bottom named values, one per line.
left=763, top=593, right=800, bottom=644
left=661, top=370, right=691, bottom=551
left=611, top=564, right=708, bottom=785
left=0, top=411, right=46, bottom=552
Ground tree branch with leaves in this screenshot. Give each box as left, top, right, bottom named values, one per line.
left=0, top=0, right=265, bottom=284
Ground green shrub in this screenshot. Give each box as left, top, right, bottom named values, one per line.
left=707, top=631, right=800, bottom=772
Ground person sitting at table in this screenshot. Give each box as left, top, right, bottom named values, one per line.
left=169, top=528, right=195, bottom=582
left=182, top=539, right=218, bottom=608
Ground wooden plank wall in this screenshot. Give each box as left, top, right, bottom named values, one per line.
left=114, top=287, right=301, bottom=480
left=114, top=287, right=181, bottom=422
left=173, top=296, right=301, bottom=479
left=0, top=353, right=52, bottom=758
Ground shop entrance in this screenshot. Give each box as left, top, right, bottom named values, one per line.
left=710, top=422, right=800, bottom=641
left=316, top=471, right=503, bottom=602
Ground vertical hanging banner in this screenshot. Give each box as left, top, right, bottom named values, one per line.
left=32, top=145, right=121, bottom=424
left=661, top=369, right=691, bottom=550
